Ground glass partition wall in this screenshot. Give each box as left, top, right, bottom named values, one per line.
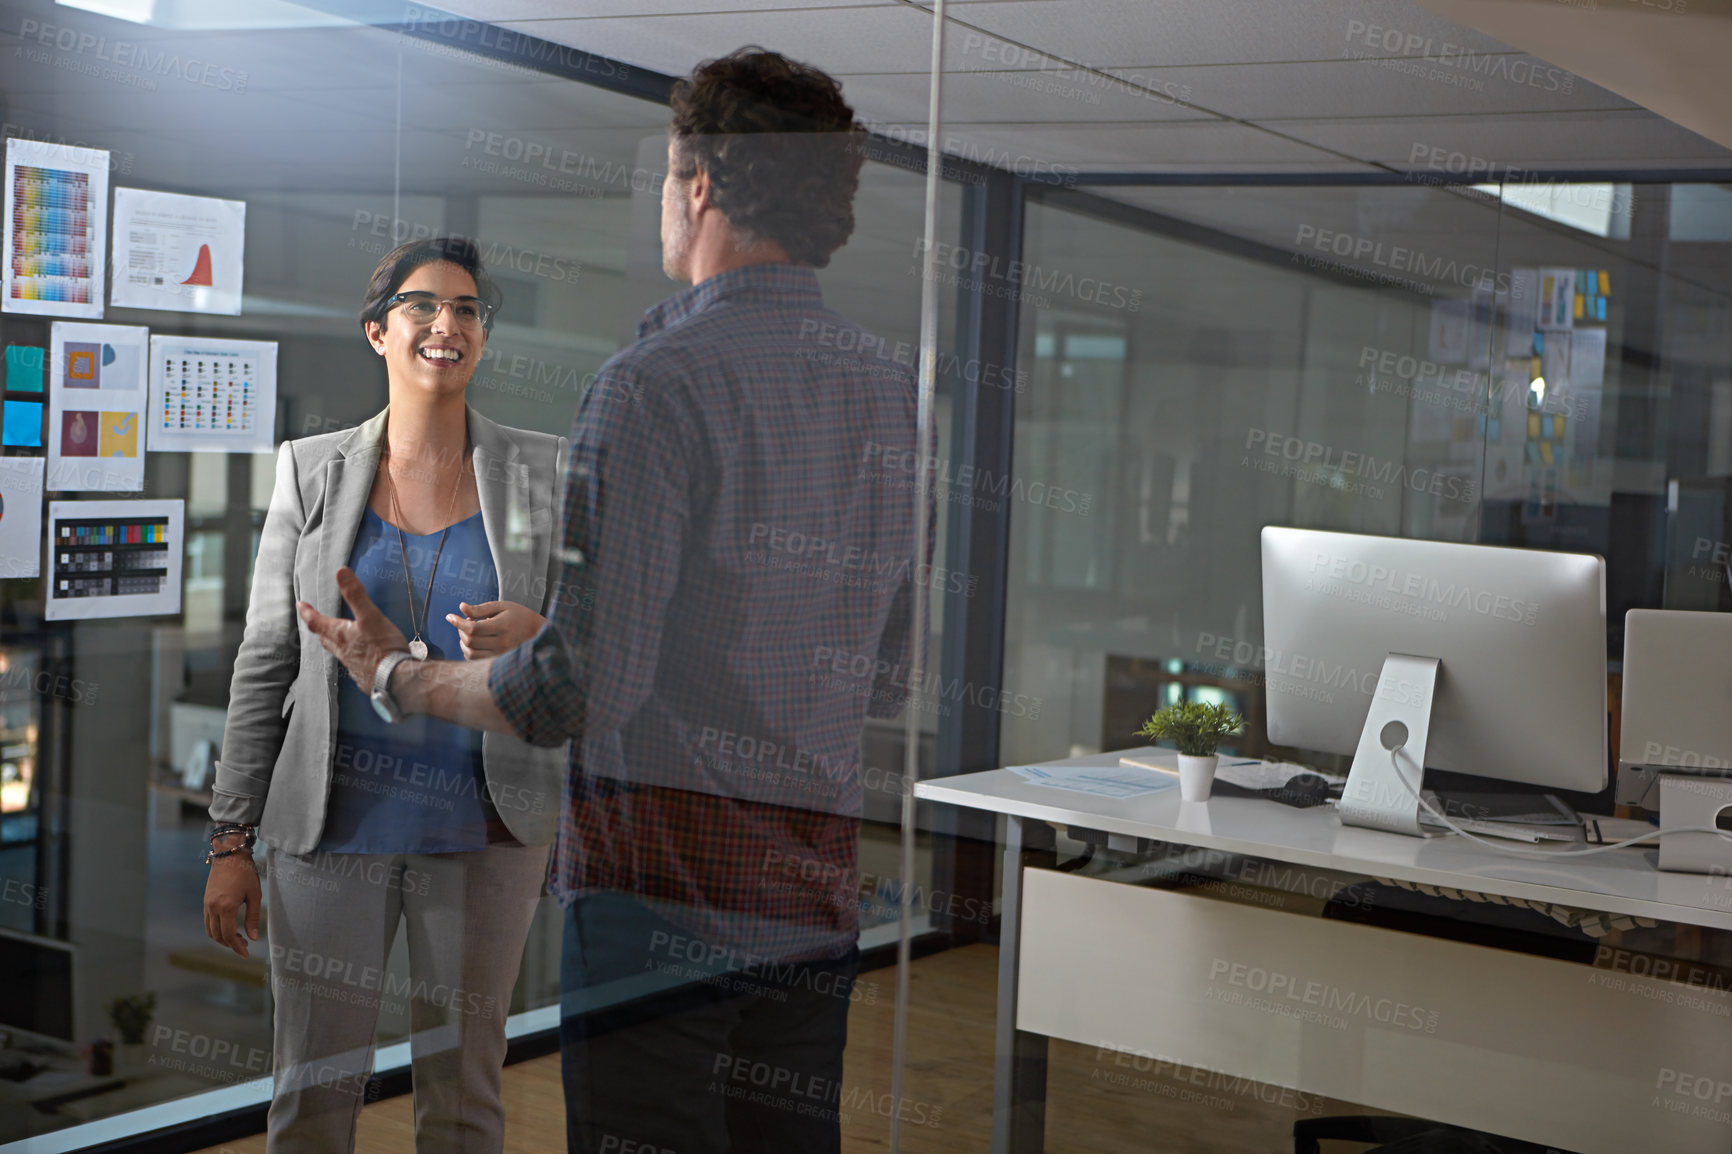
left=899, top=4, right=1732, bottom=1154
left=971, top=172, right=1732, bottom=1154
left=7, top=0, right=1732, bottom=1152
left=0, top=2, right=956, bottom=1149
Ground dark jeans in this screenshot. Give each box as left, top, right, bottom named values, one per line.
left=559, top=893, right=859, bottom=1154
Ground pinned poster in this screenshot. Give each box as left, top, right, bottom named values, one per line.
left=1467, top=284, right=1495, bottom=370
left=48, top=322, right=148, bottom=491
left=111, top=189, right=246, bottom=315
left=1506, top=268, right=1540, bottom=355
left=0, top=457, right=44, bottom=579
left=45, top=499, right=182, bottom=619
left=1572, top=328, right=1608, bottom=389
left=148, top=336, right=276, bottom=454
left=1537, top=267, right=1575, bottom=331
left=1428, top=298, right=1469, bottom=363
left=3, top=138, right=109, bottom=319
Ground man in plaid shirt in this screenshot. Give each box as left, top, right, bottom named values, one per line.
left=305, top=48, right=920, bottom=1153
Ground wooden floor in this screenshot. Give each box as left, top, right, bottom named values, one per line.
left=196, top=943, right=1344, bottom=1153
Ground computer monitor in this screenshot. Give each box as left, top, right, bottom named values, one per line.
left=1618, top=608, right=1732, bottom=807
left=1261, top=526, right=1607, bottom=835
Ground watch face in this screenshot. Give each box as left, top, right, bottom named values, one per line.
left=370, top=693, right=397, bottom=724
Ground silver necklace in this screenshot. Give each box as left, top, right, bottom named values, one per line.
left=385, top=442, right=467, bottom=660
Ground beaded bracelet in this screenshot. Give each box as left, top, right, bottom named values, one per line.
left=204, top=824, right=256, bottom=864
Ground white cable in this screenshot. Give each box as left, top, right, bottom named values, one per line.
left=1384, top=748, right=1732, bottom=859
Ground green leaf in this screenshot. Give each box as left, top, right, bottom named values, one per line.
left=1135, top=701, right=1244, bottom=757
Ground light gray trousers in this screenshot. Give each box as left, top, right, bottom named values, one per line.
left=263, top=842, right=549, bottom=1154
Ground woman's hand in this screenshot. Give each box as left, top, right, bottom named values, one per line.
left=446, top=601, right=547, bottom=660
left=204, top=852, right=262, bottom=959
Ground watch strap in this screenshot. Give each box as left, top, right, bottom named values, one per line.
left=372, top=649, right=414, bottom=719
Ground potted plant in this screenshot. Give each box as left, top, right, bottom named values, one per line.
left=1137, top=701, right=1243, bottom=801
left=106, top=993, right=155, bottom=1072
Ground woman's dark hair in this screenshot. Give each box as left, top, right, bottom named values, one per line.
left=668, top=47, right=866, bottom=268
left=358, top=235, right=502, bottom=336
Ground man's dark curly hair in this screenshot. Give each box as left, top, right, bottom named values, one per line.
left=668, top=47, right=866, bottom=268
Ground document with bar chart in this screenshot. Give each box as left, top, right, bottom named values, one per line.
left=45, top=500, right=183, bottom=620
left=3, top=138, right=109, bottom=319
left=111, top=188, right=245, bottom=315
left=147, top=335, right=276, bottom=454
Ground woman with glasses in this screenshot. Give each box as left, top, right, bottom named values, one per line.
left=202, top=236, right=567, bottom=1153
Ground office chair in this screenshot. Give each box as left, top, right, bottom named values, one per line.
left=1294, top=1116, right=1569, bottom=1153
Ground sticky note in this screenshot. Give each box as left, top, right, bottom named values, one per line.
left=1574, top=294, right=1584, bottom=319
left=1598, top=271, right=1610, bottom=295
left=1596, top=298, right=1607, bottom=321
left=1533, top=332, right=1545, bottom=355
left=2, top=400, right=43, bottom=447
left=3, top=346, right=43, bottom=393
left=1540, top=441, right=1554, bottom=465
left=1528, top=413, right=1541, bottom=438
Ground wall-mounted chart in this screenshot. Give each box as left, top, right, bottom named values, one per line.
left=3, top=139, right=109, bottom=319
left=48, top=323, right=148, bottom=491
left=45, top=499, right=183, bottom=619
left=147, top=335, right=276, bottom=454
left=111, top=189, right=245, bottom=315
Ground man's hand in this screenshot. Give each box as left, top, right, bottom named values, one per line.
left=446, top=601, right=546, bottom=660
left=297, top=568, right=409, bottom=690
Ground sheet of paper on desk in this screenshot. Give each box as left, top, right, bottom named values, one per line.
left=1009, top=764, right=1177, bottom=799
left=1118, top=754, right=1343, bottom=791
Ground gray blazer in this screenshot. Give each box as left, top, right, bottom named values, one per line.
left=211, top=405, right=569, bottom=853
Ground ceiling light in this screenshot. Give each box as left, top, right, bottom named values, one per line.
left=1471, top=182, right=1633, bottom=239
left=56, top=0, right=154, bottom=22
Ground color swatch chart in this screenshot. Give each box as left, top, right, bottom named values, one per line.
left=9, top=165, right=93, bottom=305
left=159, top=353, right=255, bottom=436
left=52, top=516, right=171, bottom=599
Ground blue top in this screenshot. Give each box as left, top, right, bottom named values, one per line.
left=319, top=507, right=499, bottom=854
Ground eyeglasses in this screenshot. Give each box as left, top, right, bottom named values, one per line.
left=385, top=292, right=494, bottom=330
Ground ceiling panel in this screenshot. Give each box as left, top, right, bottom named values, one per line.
left=839, top=68, right=1205, bottom=126
left=433, top=0, right=880, bottom=18
left=1093, top=182, right=1522, bottom=250
left=495, top=6, right=934, bottom=78
left=938, top=0, right=1511, bottom=70
left=924, top=120, right=1349, bottom=170
left=423, top=0, right=1732, bottom=177
left=1287, top=110, right=1732, bottom=171
left=1109, top=59, right=1636, bottom=123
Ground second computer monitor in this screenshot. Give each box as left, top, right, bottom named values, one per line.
left=1261, top=526, right=1607, bottom=795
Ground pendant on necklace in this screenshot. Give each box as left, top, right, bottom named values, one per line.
left=409, top=638, right=429, bottom=661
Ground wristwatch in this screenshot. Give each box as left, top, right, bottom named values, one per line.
left=370, top=650, right=415, bottom=724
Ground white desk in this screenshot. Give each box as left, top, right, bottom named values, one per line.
left=915, top=750, right=1732, bottom=1154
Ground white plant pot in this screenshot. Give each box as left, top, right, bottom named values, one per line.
left=1177, top=754, right=1219, bottom=802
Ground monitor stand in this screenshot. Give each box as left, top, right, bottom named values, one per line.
left=1338, top=653, right=1439, bottom=836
